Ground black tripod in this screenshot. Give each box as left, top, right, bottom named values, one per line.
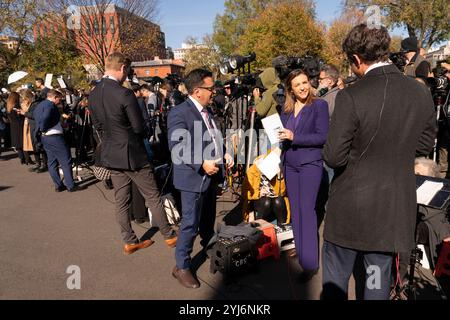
left=73, top=108, right=93, bottom=180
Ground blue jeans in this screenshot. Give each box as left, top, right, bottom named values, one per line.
left=322, top=241, right=393, bottom=300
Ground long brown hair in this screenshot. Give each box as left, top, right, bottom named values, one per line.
left=6, top=92, right=20, bottom=114
left=283, top=69, right=315, bottom=114
left=19, top=89, right=35, bottom=112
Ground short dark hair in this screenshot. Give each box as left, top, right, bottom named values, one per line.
left=184, top=69, right=213, bottom=95
left=139, top=84, right=154, bottom=92
left=35, top=78, right=44, bottom=85
left=321, top=64, right=340, bottom=83
left=343, top=24, right=391, bottom=64
left=47, top=89, right=63, bottom=100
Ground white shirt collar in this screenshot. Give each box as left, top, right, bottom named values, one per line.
left=365, top=61, right=391, bottom=75
left=189, top=96, right=206, bottom=113
left=103, top=75, right=119, bottom=82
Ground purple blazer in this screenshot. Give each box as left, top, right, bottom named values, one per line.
left=280, top=98, right=329, bottom=166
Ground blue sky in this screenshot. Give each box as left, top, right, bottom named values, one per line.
left=159, top=0, right=344, bottom=49
left=158, top=0, right=406, bottom=49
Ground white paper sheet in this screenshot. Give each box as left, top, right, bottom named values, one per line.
left=256, top=151, right=281, bottom=180
left=57, top=77, right=67, bottom=89
left=44, top=74, right=53, bottom=89
left=416, top=181, right=443, bottom=205
left=261, top=113, right=284, bottom=145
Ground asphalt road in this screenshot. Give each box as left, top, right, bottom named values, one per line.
left=1, top=149, right=339, bottom=300
left=23, top=148, right=450, bottom=301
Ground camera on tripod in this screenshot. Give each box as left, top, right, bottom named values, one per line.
left=426, top=63, right=449, bottom=98
left=389, top=51, right=408, bottom=73
left=272, top=54, right=324, bottom=87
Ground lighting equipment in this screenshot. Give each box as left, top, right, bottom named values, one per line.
left=220, top=52, right=256, bottom=75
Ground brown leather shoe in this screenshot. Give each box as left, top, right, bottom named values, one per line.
left=165, top=236, right=177, bottom=248
left=172, top=266, right=200, bottom=289
left=123, top=239, right=154, bottom=255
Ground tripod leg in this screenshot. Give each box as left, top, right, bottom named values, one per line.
left=407, top=247, right=419, bottom=300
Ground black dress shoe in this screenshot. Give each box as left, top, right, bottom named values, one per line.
left=28, top=165, right=40, bottom=172
left=172, top=266, right=200, bottom=289
left=35, top=166, right=48, bottom=173
left=55, top=185, right=67, bottom=192
left=67, top=185, right=86, bottom=192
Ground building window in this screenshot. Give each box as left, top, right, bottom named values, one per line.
left=84, top=16, right=91, bottom=35
left=110, top=16, right=115, bottom=34
left=155, top=69, right=158, bottom=75
left=102, top=16, right=107, bottom=35
left=94, top=19, right=99, bottom=34
left=145, top=70, right=150, bottom=75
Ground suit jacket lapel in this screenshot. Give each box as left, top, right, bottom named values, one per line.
left=186, top=98, right=205, bottom=124
left=296, top=105, right=313, bottom=134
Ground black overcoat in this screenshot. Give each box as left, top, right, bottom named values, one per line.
left=323, top=65, right=437, bottom=253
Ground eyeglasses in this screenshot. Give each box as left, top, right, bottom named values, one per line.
left=198, top=86, right=216, bottom=93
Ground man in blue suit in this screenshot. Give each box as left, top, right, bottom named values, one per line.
left=168, top=69, right=233, bottom=289
left=33, top=89, right=78, bottom=192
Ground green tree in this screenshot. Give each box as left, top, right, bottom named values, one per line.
left=17, top=37, right=88, bottom=89
left=322, top=8, right=365, bottom=73
left=237, top=2, right=324, bottom=69
left=345, top=0, right=450, bottom=49
left=183, top=35, right=221, bottom=76
left=213, top=0, right=315, bottom=57
left=0, top=0, right=42, bottom=86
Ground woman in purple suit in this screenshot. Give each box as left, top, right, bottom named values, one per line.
left=278, top=69, right=329, bottom=280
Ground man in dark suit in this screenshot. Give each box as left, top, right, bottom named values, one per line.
left=322, top=24, right=437, bottom=300
left=168, top=69, right=233, bottom=289
left=33, top=89, right=77, bottom=192
left=88, top=52, right=177, bottom=255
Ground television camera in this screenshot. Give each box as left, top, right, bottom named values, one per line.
left=272, top=54, right=325, bottom=88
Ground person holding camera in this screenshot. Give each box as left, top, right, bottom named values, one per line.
left=167, top=68, right=234, bottom=289
left=278, top=69, right=329, bottom=282
left=322, top=24, right=436, bottom=300
left=254, top=67, right=281, bottom=119
left=402, top=37, right=433, bottom=81
left=88, top=52, right=177, bottom=255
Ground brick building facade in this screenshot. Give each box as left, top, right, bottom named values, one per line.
left=132, top=57, right=185, bottom=79
left=33, top=4, right=166, bottom=64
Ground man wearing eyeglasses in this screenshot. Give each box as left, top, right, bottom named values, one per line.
left=168, top=68, right=234, bottom=289
left=318, top=64, right=341, bottom=121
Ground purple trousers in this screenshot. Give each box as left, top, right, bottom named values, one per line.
left=284, top=160, right=323, bottom=271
